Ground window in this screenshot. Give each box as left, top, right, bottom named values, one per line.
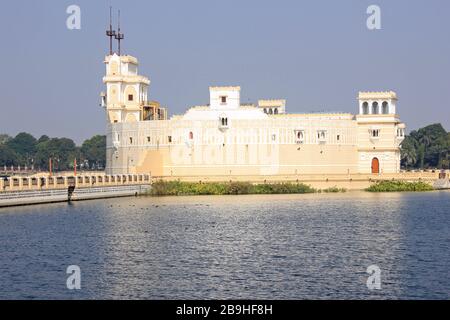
left=128, top=94, right=134, bottom=101
left=219, top=116, right=228, bottom=128
left=370, top=129, right=380, bottom=138
left=317, top=130, right=327, bottom=143
left=220, top=96, right=227, bottom=104
left=268, top=109, right=273, bottom=115
left=147, top=136, right=151, bottom=143
left=189, top=132, right=194, bottom=140
left=337, top=135, right=340, bottom=141
left=263, top=108, right=267, bottom=114
left=372, top=102, right=379, bottom=114
left=272, top=134, right=276, bottom=141
left=295, top=130, right=305, bottom=144
left=362, top=102, right=369, bottom=115
left=382, top=101, right=389, bottom=114
left=168, top=136, right=172, bottom=143
left=274, top=108, right=278, bottom=114
left=129, top=137, right=133, bottom=144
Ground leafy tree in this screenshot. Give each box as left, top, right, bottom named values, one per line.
left=35, top=138, right=78, bottom=171
left=6, top=132, right=37, bottom=165
left=0, top=145, right=19, bottom=167
left=0, top=132, right=107, bottom=171
left=401, top=123, right=449, bottom=169
left=400, top=137, right=417, bottom=169
left=80, top=135, right=106, bottom=169
left=418, top=124, right=448, bottom=168
left=0, top=134, right=11, bottom=145
left=37, top=135, right=50, bottom=144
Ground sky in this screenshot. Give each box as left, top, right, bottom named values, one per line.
left=0, top=0, right=449, bottom=144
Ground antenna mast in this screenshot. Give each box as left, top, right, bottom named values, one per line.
left=106, top=7, right=116, bottom=55
left=115, top=10, right=124, bottom=56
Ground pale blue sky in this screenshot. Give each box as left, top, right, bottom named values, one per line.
left=0, top=0, right=449, bottom=143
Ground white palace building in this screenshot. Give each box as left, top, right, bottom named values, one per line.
left=101, top=53, right=406, bottom=178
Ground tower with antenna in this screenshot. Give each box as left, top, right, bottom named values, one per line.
left=106, top=7, right=116, bottom=55
left=115, top=10, right=125, bottom=56
left=101, top=8, right=166, bottom=128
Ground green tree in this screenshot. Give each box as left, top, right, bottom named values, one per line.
left=35, top=138, right=78, bottom=171
left=401, top=124, right=449, bottom=169
left=6, top=132, right=37, bottom=166
left=37, top=135, right=50, bottom=144
left=0, top=144, right=19, bottom=167
left=0, top=134, right=12, bottom=145
left=80, top=135, right=106, bottom=169
left=401, top=137, right=417, bottom=169
left=417, top=124, right=448, bottom=168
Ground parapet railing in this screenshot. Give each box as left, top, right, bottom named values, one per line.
left=0, top=173, right=151, bottom=193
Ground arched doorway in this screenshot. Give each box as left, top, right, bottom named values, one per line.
left=371, top=158, right=380, bottom=174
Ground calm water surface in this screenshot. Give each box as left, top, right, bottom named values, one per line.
left=0, top=191, right=449, bottom=299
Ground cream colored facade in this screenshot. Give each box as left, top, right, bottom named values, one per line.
left=102, top=54, right=406, bottom=177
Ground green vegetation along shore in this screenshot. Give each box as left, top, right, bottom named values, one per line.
left=401, top=123, right=450, bottom=169
left=149, top=180, right=346, bottom=196
left=0, top=132, right=106, bottom=171
left=149, top=180, right=436, bottom=196
left=366, top=181, right=434, bottom=192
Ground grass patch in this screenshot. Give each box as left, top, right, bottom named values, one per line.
left=366, top=180, right=434, bottom=192
left=149, top=180, right=321, bottom=196
left=321, top=186, right=347, bottom=193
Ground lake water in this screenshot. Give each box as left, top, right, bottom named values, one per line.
left=0, top=191, right=449, bottom=300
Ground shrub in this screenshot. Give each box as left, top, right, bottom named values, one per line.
left=149, top=180, right=318, bottom=196
left=322, top=186, right=347, bottom=193
left=366, top=181, right=434, bottom=192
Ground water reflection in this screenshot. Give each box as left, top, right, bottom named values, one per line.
left=0, top=192, right=449, bottom=299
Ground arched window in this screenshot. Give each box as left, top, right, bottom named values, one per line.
left=263, top=108, right=267, bottom=114
left=382, top=101, right=389, bottom=114
left=268, top=109, right=273, bottom=115
left=274, top=108, right=278, bottom=114
left=362, top=102, right=369, bottom=115
left=296, top=130, right=305, bottom=143
left=372, top=102, right=379, bottom=114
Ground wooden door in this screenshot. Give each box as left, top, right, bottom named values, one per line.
left=371, top=158, right=380, bottom=174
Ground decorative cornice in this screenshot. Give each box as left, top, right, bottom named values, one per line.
left=258, top=99, right=286, bottom=107
left=358, top=91, right=397, bottom=100
left=103, top=75, right=150, bottom=85
left=209, top=86, right=241, bottom=91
